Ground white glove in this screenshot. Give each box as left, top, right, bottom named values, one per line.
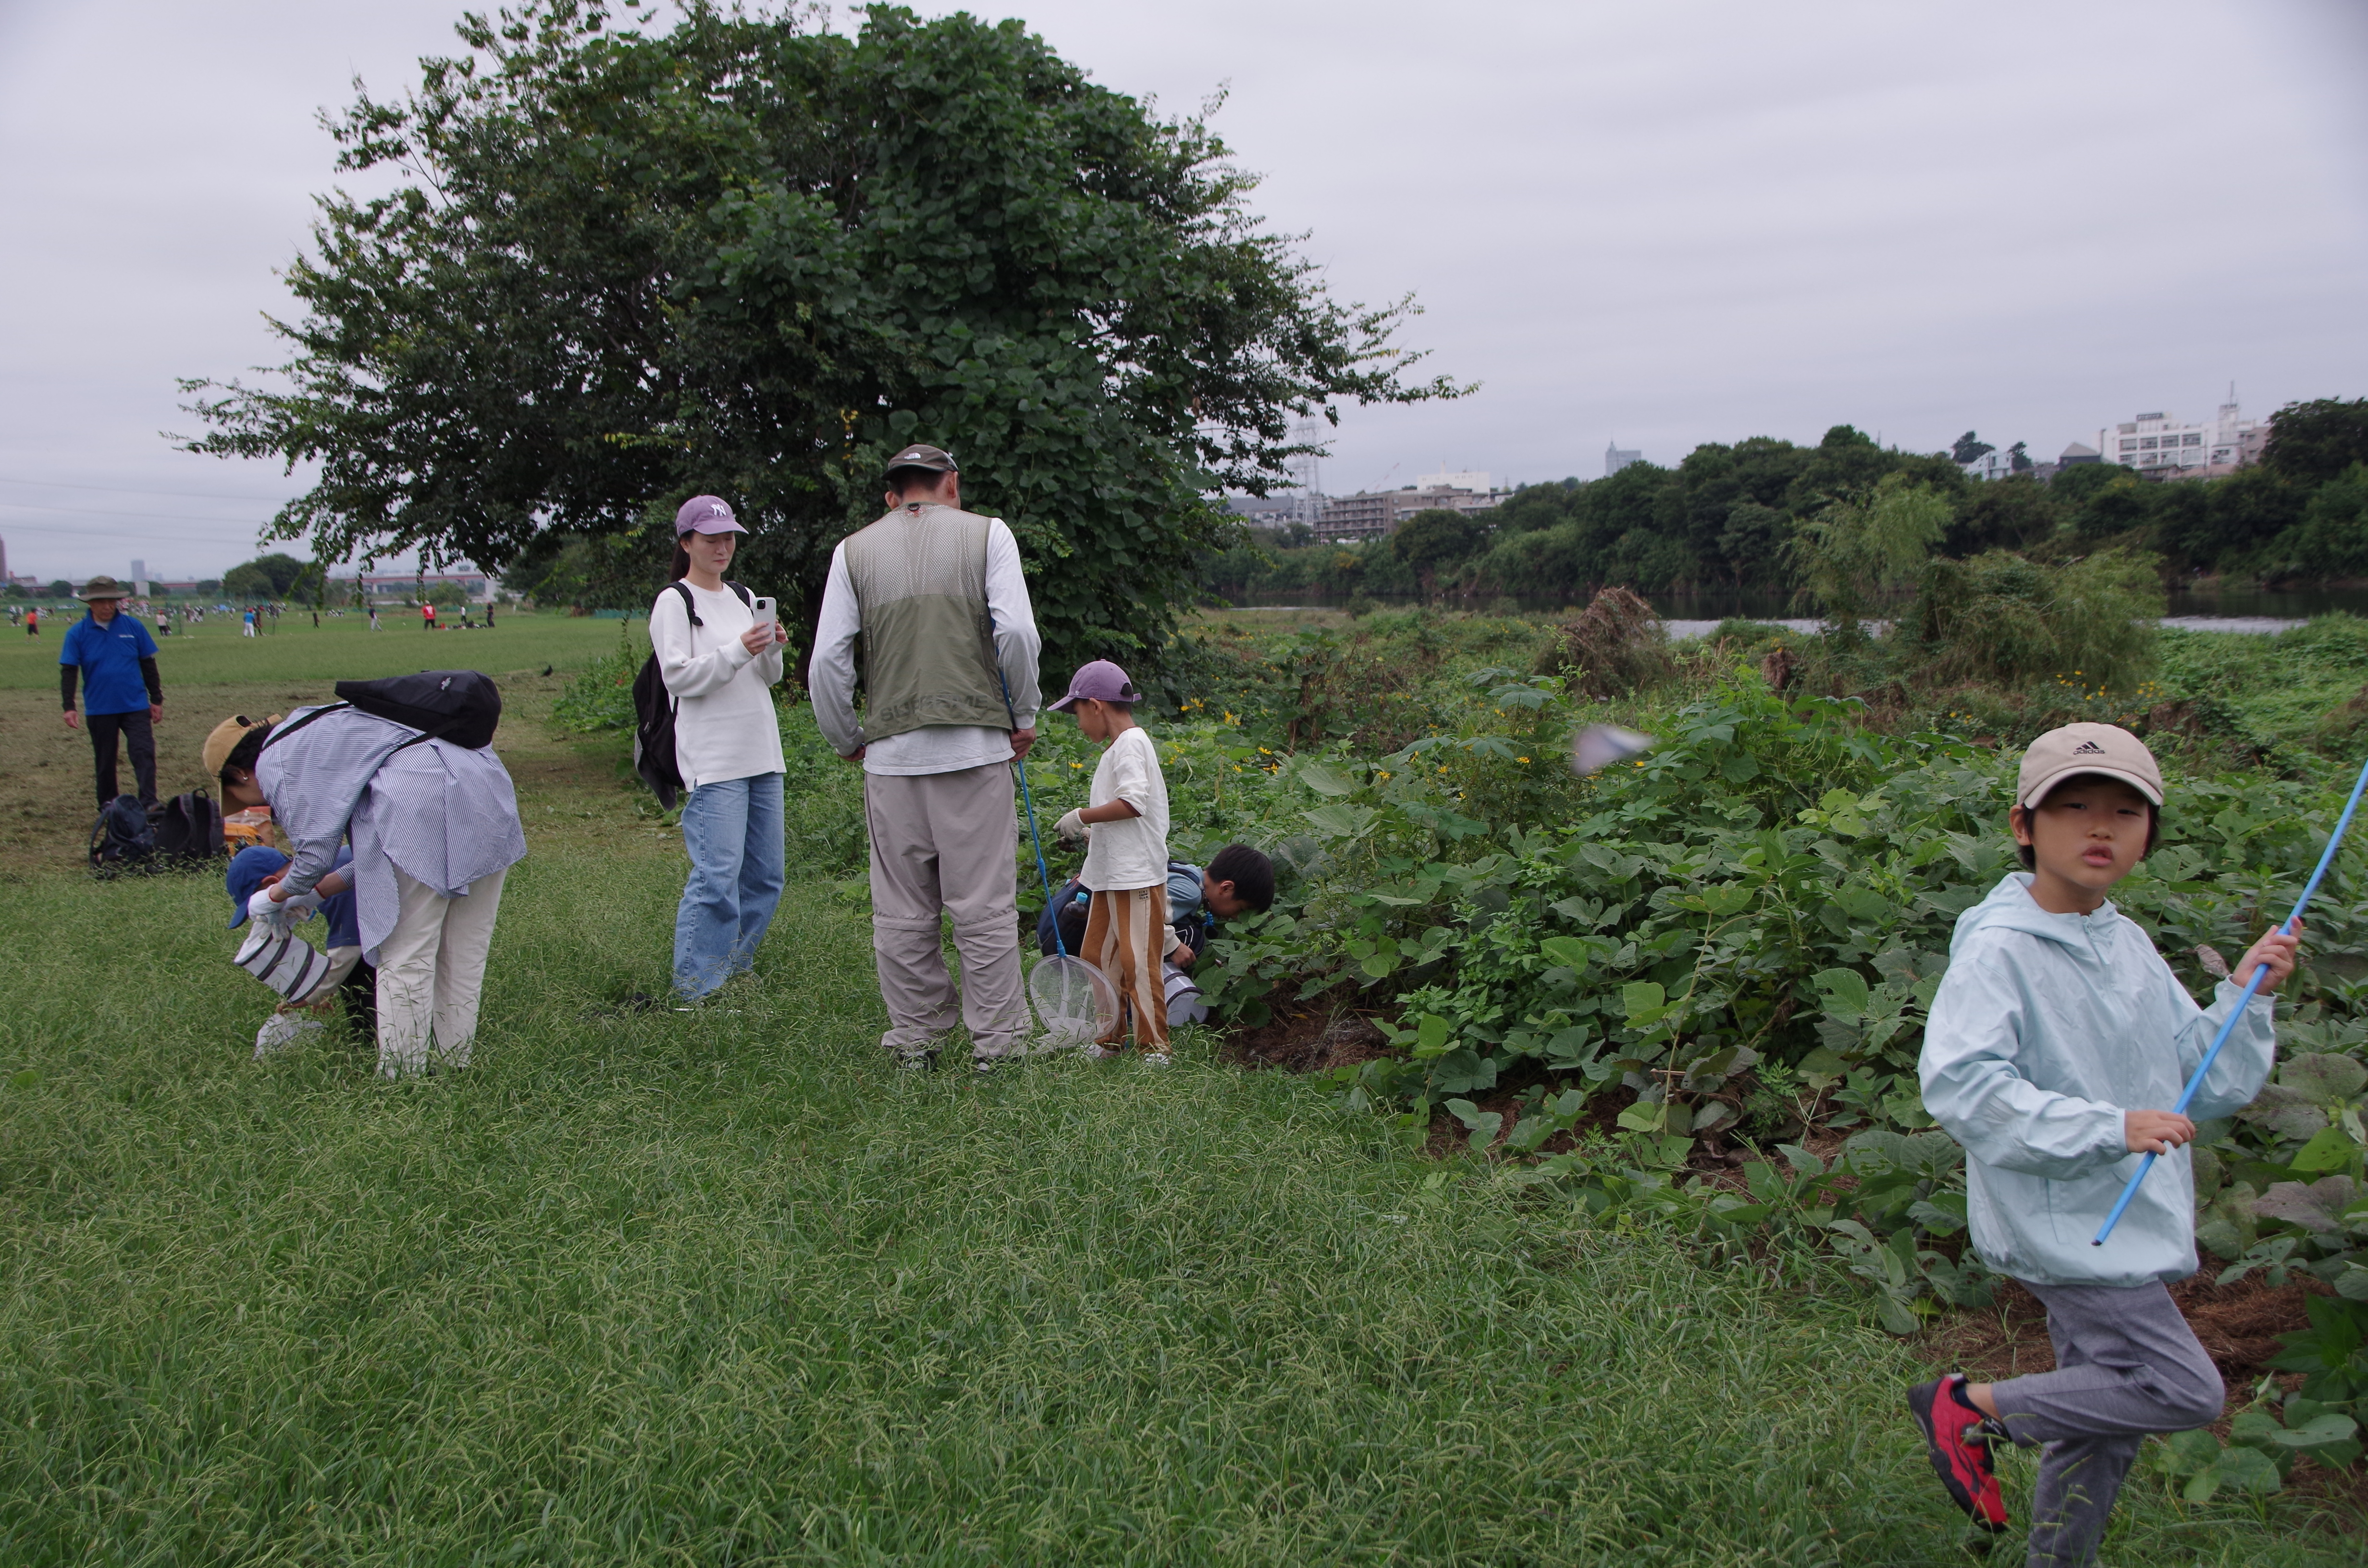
left=247, top=887, right=293, bottom=929
left=1054, top=808, right=1089, bottom=847
left=280, top=890, right=324, bottom=922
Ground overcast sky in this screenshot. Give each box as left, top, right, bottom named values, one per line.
left=1, top=0, right=2362, bottom=582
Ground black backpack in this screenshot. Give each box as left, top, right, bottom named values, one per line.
left=264, top=670, right=504, bottom=758
left=634, top=580, right=751, bottom=810
left=334, top=670, right=502, bottom=748
left=154, top=788, right=223, bottom=862
left=88, top=794, right=156, bottom=870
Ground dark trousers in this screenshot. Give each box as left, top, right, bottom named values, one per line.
left=86, top=710, right=157, bottom=808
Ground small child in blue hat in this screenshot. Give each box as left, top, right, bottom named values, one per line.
left=227, top=844, right=375, bottom=1057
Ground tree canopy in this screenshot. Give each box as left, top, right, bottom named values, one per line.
left=181, top=0, right=1455, bottom=674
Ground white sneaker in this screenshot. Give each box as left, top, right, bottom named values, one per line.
left=1085, top=1043, right=1120, bottom=1060
left=1141, top=1052, right=1172, bottom=1067
left=253, top=1014, right=323, bottom=1060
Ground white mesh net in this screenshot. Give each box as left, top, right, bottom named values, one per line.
left=1029, top=954, right=1119, bottom=1048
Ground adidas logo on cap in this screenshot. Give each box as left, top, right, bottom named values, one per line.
left=2072, top=740, right=2105, bottom=754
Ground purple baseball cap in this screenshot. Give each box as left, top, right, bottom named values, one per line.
left=1048, top=659, right=1141, bottom=712
left=674, top=494, right=746, bottom=536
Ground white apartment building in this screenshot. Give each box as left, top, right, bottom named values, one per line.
left=2099, top=399, right=2265, bottom=478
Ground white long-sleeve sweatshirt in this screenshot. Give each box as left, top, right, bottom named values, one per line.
left=649, top=581, right=787, bottom=789
left=807, top=514, right=1041, bottom=776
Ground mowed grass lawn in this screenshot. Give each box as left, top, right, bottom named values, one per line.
left=0, top=617, right=2356, bottom=1564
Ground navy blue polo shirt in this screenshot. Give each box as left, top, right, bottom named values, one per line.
left=60, top=611, right=158, bottom=714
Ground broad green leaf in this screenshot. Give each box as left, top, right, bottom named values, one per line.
left=1413, top=1014, right=1453, bottom=1054
left=1303, top=803, right=1378, bottom=839
left=1812, top=968, right=1869, bottom=1017
left=1297, top=762, right=1354, bottom=797
left=2288, top=1126, right=2359, bottom=1174
left=1616, top=1101, right=1667, bottom=1134
left=1875, top=1294, right=1918, bottom=1336
left=2211, top=1445, right=2283, bottom=1494
left=1539, top=936, right=1591, bottom=971
left=1620, top=981, right=1666, bottom=1021
left=2281, top=1052, right=2368, bottom=1104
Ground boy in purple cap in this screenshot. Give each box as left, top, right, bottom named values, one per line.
left=1050, top=660, right=1175, bottom=1062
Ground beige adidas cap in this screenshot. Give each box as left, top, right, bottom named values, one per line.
left=2016, top=722, right=2163, bottom=809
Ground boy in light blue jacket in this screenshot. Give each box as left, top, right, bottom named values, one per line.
left=1909, top=723, right=2298, bottom=1565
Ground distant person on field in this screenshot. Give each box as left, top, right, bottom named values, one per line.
left=650, top=495, right=790, bottom=1002
left=421, top=600, right=436, bottom=631
left=59, top=576, right=163, bottom=810
left=368, top=605, right=381, bottom=631
left=25, top=605, right=38, bottom=636
left=1049, top=660, right=1175, bottom=1062
left=810, top=443, right=1041, bottom=1073
left=207, top=699, right=527, bottom=1080
left=241, top=608, right=257, bottom=638
left=1908, top=723, right=2297, bottom=1563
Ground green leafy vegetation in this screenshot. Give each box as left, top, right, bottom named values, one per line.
left=1209, top=400, right=2368, bottom=609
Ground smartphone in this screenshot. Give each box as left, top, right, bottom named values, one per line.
left=751, top=596, right=777, bottom=627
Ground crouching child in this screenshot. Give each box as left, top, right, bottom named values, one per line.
left=1037, top=843, right=1276, bottom=1027
left=228, top=843, right=377, bottom=1057
left=1910, top=723, right=2298, bottom=1565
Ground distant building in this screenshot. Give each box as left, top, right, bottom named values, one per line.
left=2058, top=441, right=2102, bottom=466
left=1414, top=465, right=1492, bottom=492
left=0, top=537, right=8, bottom=587
left=1960, top=450, right=2017, bottom=483
left=1222, top=493, right=1323, bottom=528
left=2099, top=397, right=2265, bottom=479
left=1604, top=442, right=1642, bottom=478
left=1315, top=481, right=1508, bottom=544
left=130, top=558, right=148, bottom=596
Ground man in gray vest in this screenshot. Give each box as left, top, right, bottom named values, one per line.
left=810, top=444, right=1042, bottom=1071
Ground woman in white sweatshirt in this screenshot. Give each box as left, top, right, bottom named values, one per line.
left=651, top=495, right=789, bottom=1000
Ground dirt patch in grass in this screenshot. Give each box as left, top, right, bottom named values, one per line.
left=1221, top=984, right=1395, bottom=1073
left=1922, top=1269, right=2329, bottom=1387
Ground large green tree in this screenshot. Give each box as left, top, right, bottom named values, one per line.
left=181, top=1, right=1455, bottom=674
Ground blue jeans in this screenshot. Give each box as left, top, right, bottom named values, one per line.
left=673, top=772, right=785, bottom=1000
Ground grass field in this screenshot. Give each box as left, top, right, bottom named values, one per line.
left=0, top=616, right=2357, bottom=1563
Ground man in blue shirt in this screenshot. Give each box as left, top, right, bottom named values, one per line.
left=60, top=576, right=164, bottom=809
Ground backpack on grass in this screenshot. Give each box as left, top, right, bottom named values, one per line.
left=88, top=794, right=156, bottom=870
left=633, top=580, right=751, bottom=811
left=154, top=788, right=223, bottom=863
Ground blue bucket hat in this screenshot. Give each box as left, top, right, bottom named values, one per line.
left=226, top=845, right=292, bottom=928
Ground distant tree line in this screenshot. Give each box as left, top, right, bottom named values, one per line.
left=1207, top=398, right=2368, bottom=604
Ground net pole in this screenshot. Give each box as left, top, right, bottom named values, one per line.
left=2093, top=749, right=2368, bottom=1245
left=997, top=665, right=1068, bottom=959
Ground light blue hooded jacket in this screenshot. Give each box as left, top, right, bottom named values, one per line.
left=1919, top=872, right=2276, bottom=1289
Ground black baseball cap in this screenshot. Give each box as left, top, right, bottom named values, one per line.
left=885, top=444, right=958, bottom=476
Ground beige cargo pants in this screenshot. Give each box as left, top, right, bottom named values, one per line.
left=863, top=761, right=1030, bottom=1058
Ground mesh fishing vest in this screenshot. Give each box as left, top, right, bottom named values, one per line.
left=842, top=502, right=1009, bottom=741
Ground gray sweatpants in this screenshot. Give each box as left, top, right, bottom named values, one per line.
left=863, top=761, right=1030, bottom=1058
left=1990, top=1279, right=2224, bottom=1568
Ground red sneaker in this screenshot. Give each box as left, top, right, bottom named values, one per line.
left=1908, top=1374, right=2007, bottom=1532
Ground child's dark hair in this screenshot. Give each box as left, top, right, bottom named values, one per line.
left=1206, top=842, right=1275, bottom=912
left=2013, top=776, right=2161, bottom=870
left=670, top=539, right=692, bottom=580
left=219, top=722, right=273, bottom=789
